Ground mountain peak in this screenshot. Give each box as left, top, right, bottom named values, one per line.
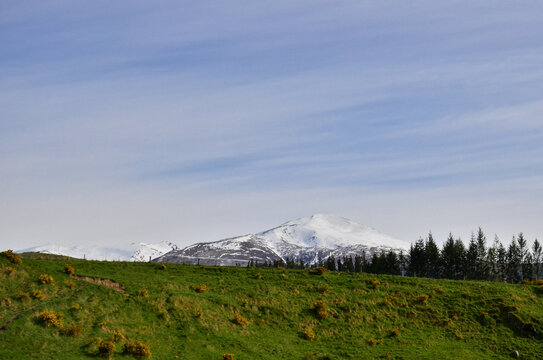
left=260, top=214, right=409, bottom=251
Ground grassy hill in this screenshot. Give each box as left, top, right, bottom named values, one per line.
left=1, top=251, right=542, bottom=359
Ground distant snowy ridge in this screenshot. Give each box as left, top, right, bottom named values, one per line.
left=16, top=241, right=178, bottom=262
left=155, top=214, right=408, bottom=266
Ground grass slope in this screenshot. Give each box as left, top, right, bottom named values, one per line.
left=1, top=253, right=542, bottom=359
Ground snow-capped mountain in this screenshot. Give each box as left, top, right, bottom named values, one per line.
left=155, top=214, right=408, bottom=266
left=16, top=241, right=178, bottom=262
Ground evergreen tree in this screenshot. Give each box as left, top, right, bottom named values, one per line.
left=475, top=228, right=488, bottom=280
left=517, top=233, right=528, bottom=281
left=507, top=237, right=522, bottom=283
left=524, top=253, right=534, bottom=281
left=337, top=258, right=343, bottom=272
left=354, top=255, right=363, bottom=273
left=424, top=232, right=440, bottom=278
left=453, top=238, right=467, bottom=280
left=486, top=236, right=499, bottom=281
left=325, top=256, right=336, bottom=271
left=407, top=238, right=425, bottom=277
left=533, top=239, right=542, bottom=280
left=465, top=233, right=478, bottom=280
left=399, top=251, right=407, bottom=276
left=344, top=256, right=354, bottom=272
left=496, top=239, right=507, bottom=282
left=440, top=234, right=456, bottom=279
left=385, top=251, right=401, bottom=275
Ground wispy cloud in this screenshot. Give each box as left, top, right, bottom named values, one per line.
left=1, top=1, right=542, bottom=249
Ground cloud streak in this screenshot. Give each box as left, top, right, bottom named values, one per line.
left=1, top=1, right=542, bottom=250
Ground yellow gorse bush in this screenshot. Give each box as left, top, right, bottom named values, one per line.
left=31, top=289, right=43, bottom=300
left=36, top=310, right=63, bottom=328
left=233, top=314, right=249, bottom=326
left=98, top=341, right=115, bottom=357
left=63, top=264, right=74, bottom=276
left=303, top=327, right=315, bottom=340
left=39, top=274, right=54, bottom=285
left=124, top=340, right=152, bottom=358
left=312, top=300, right=328, bottom=320
left=1, top=250, right=22, bottom=264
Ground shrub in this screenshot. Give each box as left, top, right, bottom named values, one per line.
left=312, top=266, right=327, bottom=275
left=303, top=327, right=315, bottom=340
left=71, top=303, right=82, bottom=311
left=317, top=284, right=331, bottom=294
left=36, top=309, right=63, bottom=328
left=241, top=299, right=249, bottom=307
left=192, top=284, right=207, bottom=293
left=522, top=279, right=543, bottom=286
left=5, top=266, right=15, bottom=275
left=110, top=329, right=125, bottom=342
left=158, top=264, right=167, bottom=270
left=222, top=354, right=235, bottom=360
left=416, top=294, right=429, bottom=304
left=367, top=338, right=383, bottom=346
left=136, top=287, right=149, bottom=297
left=63, top=264, right=74, bottom=276
left=124, top=341, right=152, bottom=358
left=368, top=278, right=380, bottom=289
left=17, top=291, right=31, bottom=303
left=98, top=341, right=115, bottom=357
left=1, top=250, right=22, bottom=264
left=254, top=273, right=262, bottom=279
left=39, top=274, right=54, bottom=285
left=312, top=300, right=328, bottom=320
left=61, top=324, right=83, bottom=337
left=31, top=289, right=44, bottom=300
left=233, top=314, right=249, bottom=326
left=390, top=328, right=400, bottom=337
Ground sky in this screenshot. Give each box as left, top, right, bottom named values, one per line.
left=1, top=1, right=543, bottom=250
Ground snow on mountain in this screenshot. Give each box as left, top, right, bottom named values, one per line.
left=259, top=214, right=408, bottom=253
left=155, top=214, right=408, bottom=265
left=16, top=241, right=178, bottom=262
left=130, top=241, right=178, bottom=262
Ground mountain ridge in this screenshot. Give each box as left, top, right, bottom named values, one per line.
left=155, top=214, right=408, bottom=265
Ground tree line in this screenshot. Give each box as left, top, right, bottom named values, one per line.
left=248, top=228, right=542, bottom=283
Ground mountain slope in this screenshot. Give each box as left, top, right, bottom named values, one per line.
left=155, top=214, right=408, bottom=265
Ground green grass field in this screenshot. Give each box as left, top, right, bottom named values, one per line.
left=1, top=252, right=542, bottom=359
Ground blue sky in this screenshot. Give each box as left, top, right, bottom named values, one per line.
left=1, top=1, right=543, bottom=249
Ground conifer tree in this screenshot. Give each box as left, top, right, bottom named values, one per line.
left=517, top=233, right=528, bottom=281
left=354, top=255, right=363, bottom=273
left=475, top=228, right=488, bottom=280
left=440, top=234, right=457, bottom=279
left=407, top=238, right=425, bottom=277
left=385, top=251, right=401, bottom=275
left=325, top=256, right=336, bottom=271
left=486, top=236, right=499, bottom=281
left=507, top=237, right=522, bottom=283
left=424, top=233, right=440, bottom=278
left=465, top=233, right=478, bottom=280
left=533, top=239, right=542, bottom=280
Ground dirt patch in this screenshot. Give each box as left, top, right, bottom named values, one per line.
left=72, top=275, right=125, bottom=293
